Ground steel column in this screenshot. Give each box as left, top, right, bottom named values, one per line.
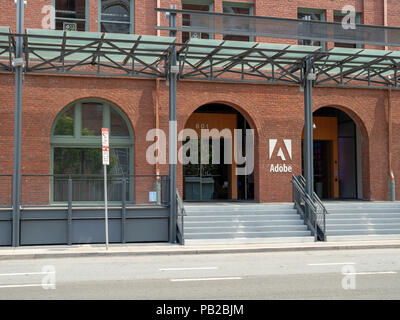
left=12, top=0, right=25, bottom=247
left=67, top=177, right=72, bottom=245
left=303, top=56, right=314, bottom=229
left=168, top=6, right=178, bottom=243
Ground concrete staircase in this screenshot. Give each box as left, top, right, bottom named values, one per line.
left=324, top=202, right=400, bottom=241
left=183, top=203, right=314, bottom=245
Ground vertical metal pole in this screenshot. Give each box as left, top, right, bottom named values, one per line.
left=67, top=176, right=72, bottom=245
left=168, top=6, right=178, bottom=243
left=121, top=177, right=126, bottom=243
left=12, top=0, right=25, bottom=247
left=104, top=165, right=109, bottom=250
left=304, top=56, right=315, bottom=237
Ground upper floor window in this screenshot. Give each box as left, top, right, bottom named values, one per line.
left=333, top=11, right=361, bottom=48
left=223, top=2, right=253, bottom=42
left=99, top=0, right=134, bottom=34
left=54, top=0, right=87, bottom=31
left=182, top=0, right=213, bottom=43
left=298, top=8, right=326, bottom=47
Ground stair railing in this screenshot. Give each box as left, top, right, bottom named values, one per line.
left=176, top=190, right=186, bottom=245
left=292, top=175, right=327, bottom=241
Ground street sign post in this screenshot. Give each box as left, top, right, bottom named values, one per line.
left=102, top=128, right=110, bottom=250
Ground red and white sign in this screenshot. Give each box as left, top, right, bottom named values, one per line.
left=102, top=128, right=110, bottom=165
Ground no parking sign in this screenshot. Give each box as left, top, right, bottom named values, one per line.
left=102, top=128, right=110, bottom=250
left=102, top=128, right=110, bottom=166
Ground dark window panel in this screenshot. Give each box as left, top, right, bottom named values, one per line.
left=110, top=108, right=130, bottom=137
left=54, top=106, right=74, bottom=136
left=82, top=103, right=103, bottom=136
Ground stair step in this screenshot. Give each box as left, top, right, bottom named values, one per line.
left=327, top=209, right=400, bottom=214
left=185, top=210, right=298, bottom=216
left=184, top=204, right=295, bottom=212
left=185, top=230, right=312, bottom=239
left=185, top=225, right=308, bottom=234
left=327, top=224, right=400, bottom=231
left=184, top=220, right=305, bottom=227
left=327, top=229, right=400, bottom=236
left=185, top=236, right=315, bottom=246
left=327, top=234, right=400, bottom=242
left=326, top=213, right=400, bottom=219
left=185, top=215, right=303, bottom=222
left=324, top=218, right=400, bottom=224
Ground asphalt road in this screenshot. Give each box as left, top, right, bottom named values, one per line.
left=0, top=248, right=399, bottom=300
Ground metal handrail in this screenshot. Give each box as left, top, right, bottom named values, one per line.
left=176, top=190, right=186, bottom=245
left=292, top=175, right=327, bottom=241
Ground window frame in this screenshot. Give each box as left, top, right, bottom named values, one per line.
left=51, top=99, right=134, bottom=205
left=182, top=0, right=214, bottom=41
left=53, top=0, right=89, bottom=32
left=98, top=0, right=135, bottom=34
left=297, top=7, right=326, bottom=50
left=333, top=10, right=362, bottom=49
left=222, top=1, right=254, bottom=42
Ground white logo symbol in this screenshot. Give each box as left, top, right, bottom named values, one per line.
left=269, top=139, right=292, bottom=161
left=341, top=265, right=356, bottom=290
left=342, top=5, right=356, bottom=30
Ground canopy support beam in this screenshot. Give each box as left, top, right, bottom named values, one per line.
left=303, top=56, right=315, bottom=239
left=12, top=0, right=24, bottom=247
left=168, top=6, right=178, bottom=243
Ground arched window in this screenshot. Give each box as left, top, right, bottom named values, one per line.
left=51, top=99, right=133, bottom=202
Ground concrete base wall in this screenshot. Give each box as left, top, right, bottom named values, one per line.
left=0, top=206, right=169, bottom=246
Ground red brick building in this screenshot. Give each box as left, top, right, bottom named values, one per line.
left=0, top=0, right=399, bottom=211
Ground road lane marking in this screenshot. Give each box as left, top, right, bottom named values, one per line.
left=345, top=271, right=397, bottom=275
left=170, top=277, right=242, bottom=282
left=159, top=267, right=218, bottom=271
left=308, top=263, right=356, bottom=266
left=0, top=284, right=46, bottom=289
left=0, top=272, right=55, bottom=277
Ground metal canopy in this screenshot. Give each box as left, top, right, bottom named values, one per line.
left=314, top=47, right=400, bottom=88
left=156, top=8, right=400, bottom=48
left=0, top=24, right=399, bottom=89
left=177, top=39, right=400, bottom=89
left=0, top=27, right=14, bottom=71
left=178, top=38, right=320, bottom=85
left=23, top=29, right=176, bottom=78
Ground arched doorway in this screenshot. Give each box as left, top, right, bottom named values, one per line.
left=183, top=103, right=255, bottom=201
left=51, top=99, right=134, bottom=203
left=302, top=107, right=364, bottom=200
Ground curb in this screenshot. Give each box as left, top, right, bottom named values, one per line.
left=1, top=242, right=400, bottom=260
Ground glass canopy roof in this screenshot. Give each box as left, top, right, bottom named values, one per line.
left=0, top=26, right=12, bottom=71
left=0, top=26, right=399, bottom=89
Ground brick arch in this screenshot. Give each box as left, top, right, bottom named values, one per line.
left=182, top=99, right=261, bottom=138
left=301, top=104, right=371, bottom=200
left=180, top=100, right=261, bottom=202
left=314, top=104, right=369, bottom=140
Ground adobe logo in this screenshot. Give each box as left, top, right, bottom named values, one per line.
left=268, top=139, right=293, bottom=173
left=269, top=139, right=292, bottom=161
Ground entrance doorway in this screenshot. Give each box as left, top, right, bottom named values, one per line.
left=302, top=107, right=362, bottom=200
left=183, top=104, right=254, bottom=201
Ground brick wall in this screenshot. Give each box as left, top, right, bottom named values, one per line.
left=0, top=72, right=398, bottom=203
left=0, top=1, right=399, bottom=204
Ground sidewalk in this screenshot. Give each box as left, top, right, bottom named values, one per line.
left=1, top=240, right=400, bottom=260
